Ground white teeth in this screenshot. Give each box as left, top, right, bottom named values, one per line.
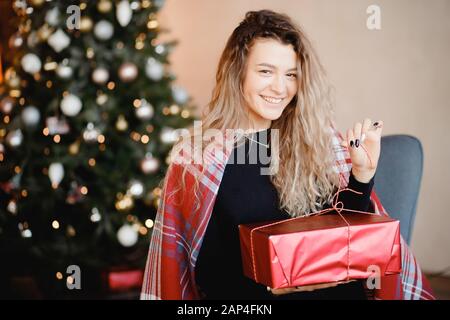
left=261, top=95, right=283, bottom=104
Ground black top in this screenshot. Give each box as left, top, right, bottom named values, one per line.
left=195, top=129, right=374, bottom=300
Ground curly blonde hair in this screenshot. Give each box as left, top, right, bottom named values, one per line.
left=170, top=9, right=340, bottom=217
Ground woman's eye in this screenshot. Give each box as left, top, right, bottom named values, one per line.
left=259, top=70, right=271, bottom=75
left=287, top=73, right=298, bottom=78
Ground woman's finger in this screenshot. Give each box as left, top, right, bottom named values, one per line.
left=373, top=120, right=383, bottom=134
left=353, top=122, right=362, bottom=147
left=361, top=118, right=372, bottom=142
left=365, top=120, right=384, bottom=141
left=347, top=128, right=355, bottom=149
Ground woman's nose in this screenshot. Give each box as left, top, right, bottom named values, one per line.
left=270, top=76, right=286, bottom=95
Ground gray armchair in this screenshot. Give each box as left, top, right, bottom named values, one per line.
left=373, top=135, right=424, bottom=245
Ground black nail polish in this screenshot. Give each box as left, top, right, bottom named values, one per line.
left=373, top=122, right=379, bottom=126
left=355, top=139, right=360, bottom=147
left=350, top=140, right=354, bottom=147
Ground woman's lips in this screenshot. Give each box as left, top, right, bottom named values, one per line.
left=260, top=95, right=284, bottom=104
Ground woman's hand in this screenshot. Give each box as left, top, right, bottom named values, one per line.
left=341, top=118, right=384, bottom=183
left=269, top=280, right=354, bottom=295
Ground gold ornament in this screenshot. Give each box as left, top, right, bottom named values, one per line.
left=8, top=32, right=24, bottom=48
left=139, top=226, right=148, bottom=236
left=142, top=0, right=151, bottom=9
left=97, top=0, right=112, bottom=13
left=9, top=89, right=21, bottom=98
left=66, top=225, right=76, bottom=237
left=37, top=24, right=53, bottom=41
left=115, top=193, right=134, bottom=211
left=5, top=68, right=21, bottom=88
left=170, top=104, right=180, bottom=115
left=19, top=20, right=32, bottom=33
left=86, top=47, right=95, bottom=59
left=147, top=19, right=159, bottom=30
left=116, top=41, right=124, bottom=49
left=30, top=0, right=44, bottom=7
left=181, top=109, right=190, bottom=118
left=44, top=61, right=58, bottom=71
left=153, top=196, right=161, bottom=208
left=13, top=0, right=27, bottom=16
left=116, top=115, right=128, bottom=131
left=144, top=219, right=154, bottom=229
left=96, top=93, right=108, bottom=105
left=135, top=40, right=144, bottom=50
left=80, top=16, right=93, bottom=32
left=69, top=140, right=80, bottom=155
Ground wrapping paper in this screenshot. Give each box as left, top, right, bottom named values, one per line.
left=239, top=212, right=401, bottom=289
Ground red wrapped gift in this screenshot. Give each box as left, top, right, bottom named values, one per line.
left=104, top=269, right=144, bottom=292
left=238, top=212, right=401, bottom=289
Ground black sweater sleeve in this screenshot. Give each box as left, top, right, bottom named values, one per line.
left=324, top=170, right=375, bottom=213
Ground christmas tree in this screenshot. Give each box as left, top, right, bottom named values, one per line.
left=0, top=0, right=194, bottom=297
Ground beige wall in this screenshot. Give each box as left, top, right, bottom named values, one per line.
left=159, top=0, right=450, bottom=274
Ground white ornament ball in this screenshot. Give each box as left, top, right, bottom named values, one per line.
left=1, top=97, right=15, bottom=114
left=160, top=127, right=179, bottom=144
left=48, top=162, right=64, bottom=188
left=172, top=85, right=189, bottom=104
left=12, top=0, right=27, bottom=15
left=118, top=62, right=138, bottom=82
left=92, top=67, right=109, bottom=84
left=141, top=155, right=159, bottom=174
left=7, top=200, right=17, bottom=214
left=60, top=94, right=82, bottom=117
left=96, top=94, right=108, bottom=106
left=83, top=122, right=100, bottom=143
left=21, top=229, right=32, bottom=238
left=45, top=7, right=60, bottom=26
left=94, top=20, right=114, bottom=41
left=22, top=105, right=40, bottom=127
left=130, top=1, right=140, bottom=10
left=117, top=224, right=138, bottom=247
left=56, top=64, right=73, bottom=79
left=6, top=129, right=23, bottom=148
left=21, top=53, right=42, bottom=74
left=155, top=44, right=165, bottom=55
left=145, top=57, right=164, bottom=81
left=90, top=207, right=102, bottom=222
left=128, top=180, right=144, bottom=197
left=116, top=0, right=133, bottom=27
left=9, top=32, right=24, bottom=48
left=135, top=99, right=154, bottom=120
left=48, top=29, right=70, bottom=53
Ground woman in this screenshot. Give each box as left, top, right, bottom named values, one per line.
left=141, top=10, right=434, bottom=300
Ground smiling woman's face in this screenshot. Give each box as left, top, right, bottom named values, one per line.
left=242, top=38, right=299, bottom=131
